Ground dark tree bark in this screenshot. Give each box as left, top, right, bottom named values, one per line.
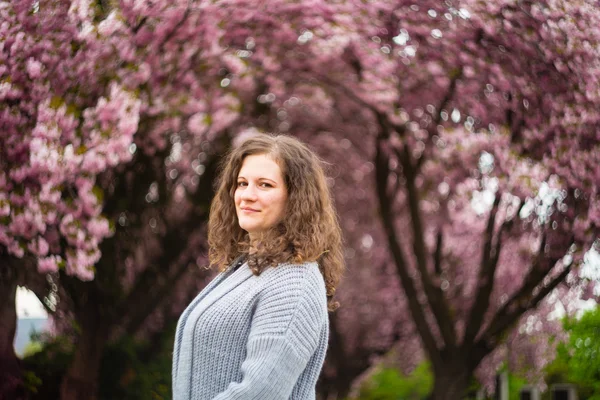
left=0, top=257, right=26, bottom=400
left=430, top=361, right=472, bottom=400
left=317, top=314, right=361, bottom=400
left=59, top=297, right=110, bottom=400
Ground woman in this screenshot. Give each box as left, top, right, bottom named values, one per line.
left=172, top=134, right=344, bottom=400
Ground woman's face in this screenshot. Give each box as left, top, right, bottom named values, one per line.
left=234, top=154, right=288, bottom=238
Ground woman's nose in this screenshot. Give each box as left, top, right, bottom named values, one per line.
left=240, top=185, right=257, bottom=200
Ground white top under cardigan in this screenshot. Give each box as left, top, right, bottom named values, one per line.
left=172, top=261, right=329, bottom=400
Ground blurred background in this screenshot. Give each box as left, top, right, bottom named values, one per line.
left=1, top=0, right=600, bottom=399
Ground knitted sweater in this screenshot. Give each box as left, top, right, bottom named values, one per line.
left=172, top=261, right=329, bottom=400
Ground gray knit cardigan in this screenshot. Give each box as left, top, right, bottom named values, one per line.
left=172, top=261, right=329, bottom=400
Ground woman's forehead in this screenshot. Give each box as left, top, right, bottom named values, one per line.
left=238, top=154, right=284, bottom=180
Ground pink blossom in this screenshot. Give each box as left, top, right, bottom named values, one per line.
left=97, top=11, right=122, bottom=36
left=26, top=58, right=43, bottom=79
left=7, top=240, right=24, bottom=258
left=27, top=237, right=49, bottom=257
left=87, top=218, right=111, bottom=238
left=187, top=113, right=208, bottom=136
left=38, top=255, right=61, bottom=274
left=66, top=249, right=97, bottom=281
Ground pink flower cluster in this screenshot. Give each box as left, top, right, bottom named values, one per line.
left=0, top=0, right=140, bottom=279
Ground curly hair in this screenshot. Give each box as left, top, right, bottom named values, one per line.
left=208, top=134, right=344, bottom=310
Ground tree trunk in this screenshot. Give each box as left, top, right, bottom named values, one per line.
left=59, top=302, right=110, bottom=400
left=0, top=260, right=26, bottom=400
left=317, top=314, right=365, bottom=400
left=430, top=361, right=472, bottom=400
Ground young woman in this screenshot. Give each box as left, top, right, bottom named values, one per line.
left=172, top=134, right=344, bottom=400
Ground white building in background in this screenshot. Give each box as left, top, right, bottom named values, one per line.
left=14, top=287, right=48, bottom=357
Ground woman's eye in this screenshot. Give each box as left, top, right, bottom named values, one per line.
left=260, top=182, right=272, bottom=188
left=237, top=182, right=247, bottom=187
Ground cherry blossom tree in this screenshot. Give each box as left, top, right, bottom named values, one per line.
left=0, top=0, right=140, bottom=396
left=299, top=0, right=600, bottom=398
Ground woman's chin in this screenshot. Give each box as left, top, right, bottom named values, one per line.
left=239, top=222, right=259, bottom=234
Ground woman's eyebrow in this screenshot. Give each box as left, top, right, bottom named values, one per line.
left=237, top=176, right=278, bottom=184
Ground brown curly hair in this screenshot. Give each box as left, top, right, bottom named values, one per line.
left=208, top=134, right=344, bottom=310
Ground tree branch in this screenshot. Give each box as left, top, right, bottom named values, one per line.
left=463, top=195, right=503, bottom=345
left=478, top=231, right=570, bottom=344
left=415, top=67, right=462, bottom=171
left=159, top=0, right=193, bottom=47
left=433, top=229, right=443, bottom=276
left=481, top=262, right=570, bottom=345
left=318, top=73, right=409, bottom=141
left=401, top=144, right=457, bottom=349
left=374, top=135, right=442, bottom=366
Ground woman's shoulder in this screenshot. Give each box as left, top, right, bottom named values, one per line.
left=260, top=261, right=326, bottom=294
left=266, top=260, right=322, bottom=279
left=257, top=262, right=328, bottom=320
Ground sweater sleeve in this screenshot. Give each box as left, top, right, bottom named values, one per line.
left=211, top=266, right=327, bottom=400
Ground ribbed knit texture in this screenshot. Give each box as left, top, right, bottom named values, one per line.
left=172, top=261, right=329, bottom=400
